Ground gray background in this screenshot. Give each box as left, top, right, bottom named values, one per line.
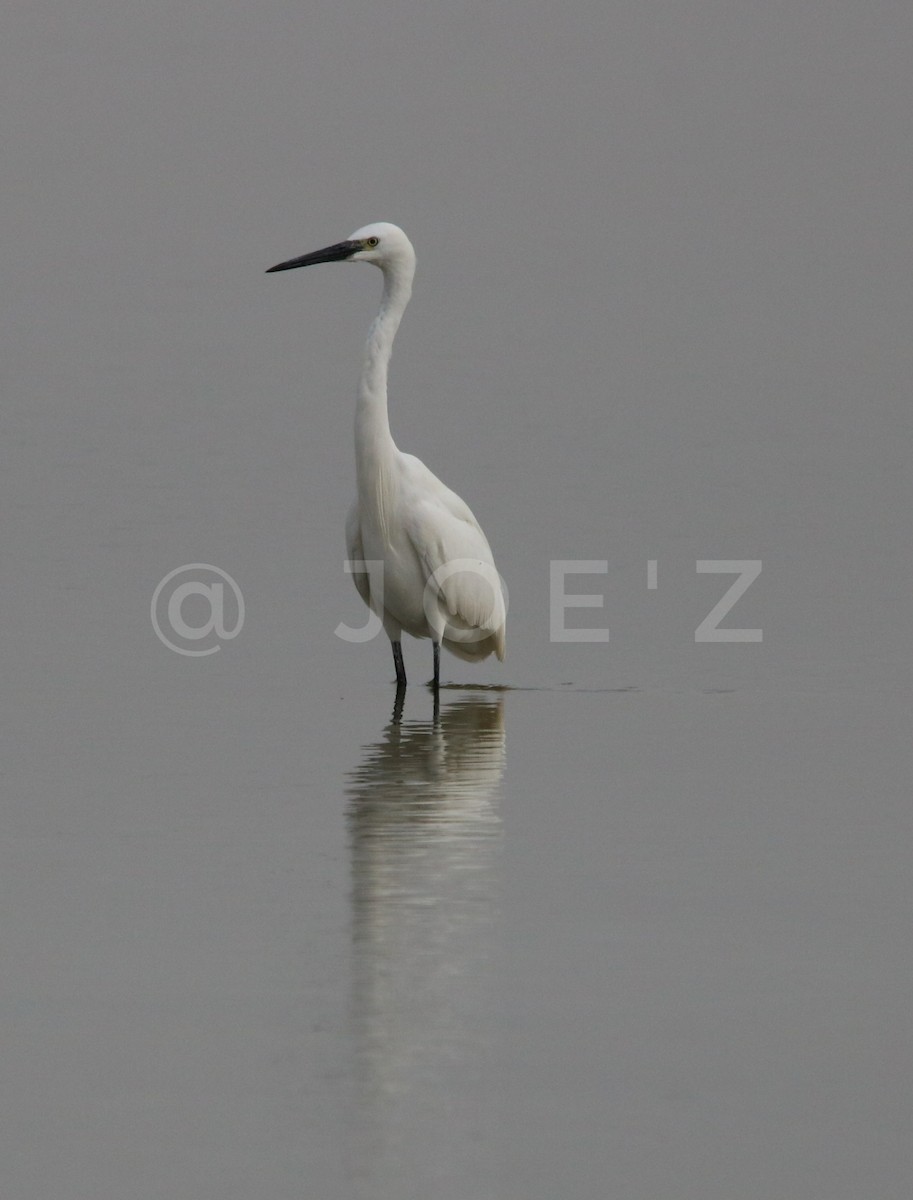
left=2, top=3, right=911, bottom=1198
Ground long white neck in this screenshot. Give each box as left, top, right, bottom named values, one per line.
left=355, top=257, right=414, bottom=492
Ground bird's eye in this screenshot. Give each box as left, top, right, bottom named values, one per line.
left=364, top=237, right=379, bottom=248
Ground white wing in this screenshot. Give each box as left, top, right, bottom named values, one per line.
left=400, top=455, right=506, bottom=660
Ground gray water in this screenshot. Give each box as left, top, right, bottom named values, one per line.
left=2, top=4, right=911, bottom=1198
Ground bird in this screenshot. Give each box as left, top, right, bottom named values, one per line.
left=267, top=222, right=506, bottom=691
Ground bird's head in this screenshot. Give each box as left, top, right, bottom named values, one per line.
left=266, top=222, right=415, bottom=275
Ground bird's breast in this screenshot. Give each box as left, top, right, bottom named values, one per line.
left=358, top=523, right=430, bottom=636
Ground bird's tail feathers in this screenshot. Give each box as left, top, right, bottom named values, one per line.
left=443, top=625, right=505, bottom=663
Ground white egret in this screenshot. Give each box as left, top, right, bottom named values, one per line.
left=267, top=222, right=506, bottom=690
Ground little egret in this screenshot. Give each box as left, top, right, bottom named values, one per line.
left=267, top=222, right=506, bottom=690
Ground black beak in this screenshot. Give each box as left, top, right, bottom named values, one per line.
left=266, top=240, right=359, bottom=273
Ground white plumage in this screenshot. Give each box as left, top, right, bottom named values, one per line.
left=268, top=222, right=506, bottom=688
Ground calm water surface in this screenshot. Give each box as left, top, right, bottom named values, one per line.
left=3, top=4, right=911, bottom=1198
left=3, top=676, right=908, bottom=1199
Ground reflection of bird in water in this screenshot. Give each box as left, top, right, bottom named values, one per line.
left=345, top=697, right=505, bottom=1196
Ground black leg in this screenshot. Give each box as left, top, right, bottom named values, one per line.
left=392, top=640, right=407, bottom=688
left=432, top=641, right=441, bottom=690
left=392, top=682, right=406, bottom=725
